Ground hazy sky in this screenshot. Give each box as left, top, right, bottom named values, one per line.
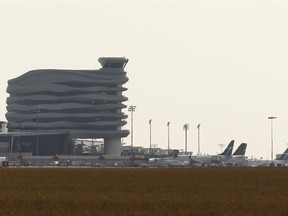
left=1, top=0, right=288, bottom=159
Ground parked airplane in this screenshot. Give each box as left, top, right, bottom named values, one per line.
left=176, top=153, right=192, bottom=166
left=148, top=150, right=190, bottom=167
left=247, top=147, right=288, bottom=167
left=233, top=143, right=247, bottom=156
left=273, top=148, right=288, bottom=166
left=189, top=140, right=234, bottom=166
left=221, top=143, right=248, bottom=165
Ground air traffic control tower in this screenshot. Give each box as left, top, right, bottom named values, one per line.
left=6, top=57, right=130, bottom=155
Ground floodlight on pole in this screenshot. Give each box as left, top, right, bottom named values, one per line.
left=197, top=124, right=201, bottom=155
left=128, top=105, right=136, bottom=154
left=167, top=122, right=170, bottom=153
left=268, top=116, right=276, bottom=161
left=183, top=124, right=189, bottom=154
left=149, top=119, right=152, bottom=153
left=33, top=106, right=40, bottom=156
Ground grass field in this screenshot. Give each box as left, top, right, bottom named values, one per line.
left=0, top=167, right=288, bottom=216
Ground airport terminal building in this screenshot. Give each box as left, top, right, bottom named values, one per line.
left=3, top=57, right=130, bottom=156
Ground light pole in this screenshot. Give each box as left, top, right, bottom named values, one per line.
left=268, top=116, right=276, bottom=161
left=128, top=106, right=136, bottom=154
left=197, top=124, right=201, bottom=155
left=183, top=124, right=189, bottom=154
left=167, top=122, right=170, bottom=154
left=149, top=119, right=152, bottom=153
left=33, top=106, right=40, bottom=156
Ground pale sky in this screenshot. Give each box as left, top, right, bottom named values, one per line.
left=1, top=0, right=288, bottom=159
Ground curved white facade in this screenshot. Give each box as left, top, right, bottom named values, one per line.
left=6, top=57, right=130, bottom=155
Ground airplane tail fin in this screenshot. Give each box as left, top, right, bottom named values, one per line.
left=170, top=150, right=179, bottom=158
left=218, top=140, right=234, bottom=156
left=275, top=148, right=288, bottom=160
left=233, top=143, right=247, bottom=156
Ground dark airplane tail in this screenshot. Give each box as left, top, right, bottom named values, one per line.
left=275, top=148, right=288, bottom=160
left=170, top=150, right=179, bottom=158
left=218, top=140, right=234, bottom=156
left=233, top=143, right=247, bottom=156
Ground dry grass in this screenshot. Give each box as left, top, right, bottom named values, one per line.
left=0, top=167, right=288, bottom=216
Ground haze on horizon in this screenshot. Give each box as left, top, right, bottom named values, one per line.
left=1, top=0, right=288, bottom=159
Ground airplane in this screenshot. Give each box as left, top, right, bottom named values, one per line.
left=148, top=158, right=185, bottom=167
left=221, top=143, right=248, bottom=166
left=189, top=140, right=234, bottom=166
left=233, top=143, right=247, bottom=156
left=273, top=147, right=288, bottom=167
left=247, top=147, right=288, bottom=167
left=148, top=150, right=177, bottom=162
left=148, top=149, right=178, bottom=160
left=176, top=153, right=192, bottom=166
left=148, top=150, right=189, bottom=167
